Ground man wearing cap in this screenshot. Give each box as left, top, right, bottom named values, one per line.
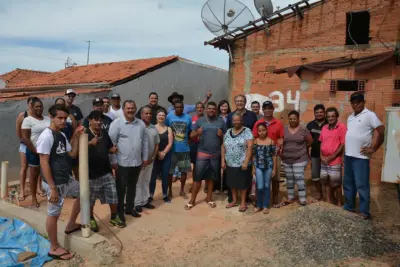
left=136, top=92, right=166, bottom=125
left=344, top=92, right=385, bottom=219
left=64, top=89, right=84, bottom=124
left=167, top=90, right=212, bottom=114
left=82, top=98, right=113, bottom=132
left=110, top=93, right=124, bottom=120
left=252, top=100, right=284, bottom=208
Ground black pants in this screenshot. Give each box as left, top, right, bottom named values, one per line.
left=116, top=165, right=141, bottom=221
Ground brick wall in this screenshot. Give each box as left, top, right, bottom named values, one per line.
left=228, top=0, right=400, bottom=182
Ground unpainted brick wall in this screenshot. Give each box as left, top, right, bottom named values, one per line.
left=229, top=0, right=400, bottom=182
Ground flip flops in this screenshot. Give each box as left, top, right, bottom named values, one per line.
left=184, top=203, right=194, bottom=210
left=64, top=224, right=82, bottom=235
left=239, top=206, right=248, bottom=212
left=207, top=202, right=216, bottom=208
left=225, top=203, right=239, bottom=209
left=48, top=251, right=75, bottom=261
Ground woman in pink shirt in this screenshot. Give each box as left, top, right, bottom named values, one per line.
left=319, top=107, right=346, bottom=206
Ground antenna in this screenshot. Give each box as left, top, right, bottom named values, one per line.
left=201, top=0, right=254, bottom=62
left=0, top=79, right=6, bottom=89
left=65, top=57, right=78, bottom=68
left=86, top=40, right=91, bottom=65
left=254, top=0, right=273, bottom=17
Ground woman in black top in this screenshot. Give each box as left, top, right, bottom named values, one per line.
left=149, top=109, right=174, bottom=203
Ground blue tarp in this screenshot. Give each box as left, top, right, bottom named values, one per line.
left=0, top=217, right=52, bottom=267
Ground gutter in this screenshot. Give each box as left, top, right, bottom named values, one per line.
left=1, top=83, right=111, bottom=93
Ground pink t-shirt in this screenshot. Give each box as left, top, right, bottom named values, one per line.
left=319, top=122, right=347, bottom=166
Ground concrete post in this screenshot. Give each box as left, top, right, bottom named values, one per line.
left=79, top=133, right=91, bottom=237
left=1, top=161, right=8, bottom=200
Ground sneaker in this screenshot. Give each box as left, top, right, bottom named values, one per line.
left=90, top=218, right=99, bottom=232
left=143, top=203, right=155, bottom=209
left=109, top=216, right=126, bottom=228
left=135, top=206, right=143, bottom=213
left=125, top=209, right=141, bottom=218
left=163, top=196, right=171, bottom=203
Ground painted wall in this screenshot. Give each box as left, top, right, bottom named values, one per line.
left=113, top=59, right=228, bottom=112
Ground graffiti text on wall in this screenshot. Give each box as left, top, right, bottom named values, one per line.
left=245, top=91, right=300, bottom=113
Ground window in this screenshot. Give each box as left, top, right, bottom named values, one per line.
left=337, top=80, right=359, bottom=91
left=396, top=53, right=400, bottom=65
left=395, top=80, right=400, bottom=90
left=346, top=11, right=370, bottom=45
left=393, top=103, right=400, bottom=107
left=330, top=80, right=337, bottom=92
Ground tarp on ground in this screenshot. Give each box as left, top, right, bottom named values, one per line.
left=0, top=217, right=52, bottom=267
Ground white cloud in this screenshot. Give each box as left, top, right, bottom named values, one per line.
left=0, top=0, right=301, bottom=74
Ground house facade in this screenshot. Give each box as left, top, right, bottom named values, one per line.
left=206, top=0, right=400, bottom=182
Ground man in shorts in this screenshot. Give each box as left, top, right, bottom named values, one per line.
left=319, top=107, right=346, bottom=206
left=166, top=100, right=192, bottom=199
left=37, top=104, right=84, bottom=260
left=85, top=111, right=125, bottom=232
left=307, top=104, right=328, bottom=201
left=185, top=102, right=226, bottom=210
left=135, top=106, right=160, bottom=213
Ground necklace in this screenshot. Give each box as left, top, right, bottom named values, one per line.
left=89, top=128, right=103, bottom=140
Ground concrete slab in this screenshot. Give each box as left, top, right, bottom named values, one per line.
left=0, top=201, right=118, bottom=265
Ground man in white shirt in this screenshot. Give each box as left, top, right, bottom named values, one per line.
left=344, top=92, right=385, bottom=219
left=102, top=96, right=115, bottom=120
left=109, top=93, right=123, bottom=119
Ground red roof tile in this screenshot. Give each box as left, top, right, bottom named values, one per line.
left=1, top=56, right=178, bottom=89
left=0, top=69, right=50, bottom=88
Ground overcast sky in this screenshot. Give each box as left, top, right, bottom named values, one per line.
left=0, top=0, right=300, bottom=74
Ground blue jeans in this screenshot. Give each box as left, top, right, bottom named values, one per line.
left=150, top=152, right=172, bottom=197
left=255, top=167, right=273, bottom=209
left=343, top=156, right=370, bottom=217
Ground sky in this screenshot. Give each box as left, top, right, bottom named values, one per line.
left=0, top=0, right=299, bottom=74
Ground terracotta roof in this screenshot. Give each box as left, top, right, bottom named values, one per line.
left=0, top=69, right=51, bottom=87
left=1, top=56, right=178, bottom=89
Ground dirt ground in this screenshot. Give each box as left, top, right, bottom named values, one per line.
left=8, top=173, right=400, bottom=267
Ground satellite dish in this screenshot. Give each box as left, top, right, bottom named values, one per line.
left=201, top=0, right=255, bottom=37
left=254, top=0, right=274, bottom=17
left=0, top=79, right=6, bottom=89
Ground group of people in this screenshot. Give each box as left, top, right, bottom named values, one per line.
left=15, top=88, right=384, bottom=260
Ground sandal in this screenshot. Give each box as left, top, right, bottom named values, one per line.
left=184, top=203, right=194, bottom=210
left=225, top=203, right=239, bottom=209
left=207, top=202, right=216, bottom=208
left=64, top=224, right=82, bottom=235
left=239, top=206, right=247, bottom=212
left=48, top=250, right=75, bottom=261
left=253, top=207, right=262, bottom=213
left=37, top=192, right=46, bottom=198
left=263, top=209, right=270, bottom=214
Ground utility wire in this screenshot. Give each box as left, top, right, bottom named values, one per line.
left=0, top=48, right=86, bottom=64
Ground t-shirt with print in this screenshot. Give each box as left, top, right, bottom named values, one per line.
left=194, top=116, right=227, bottom=155
left=282, top=126, right=310, bottom=164
left=166, top=112, right=192, bottom=153
left=36, top=128, right=72, bottom=185
left=145, top=124, right=160, bottom=160
left=68, top=105, right=84, bottom=122
left=21, top=116, right=51, bottom=146
left=87, top=129, right=113, bottom=179
left=307, top=120, right=328, bottom=158
left=223, top=127, right=253, bottom=167
left=82, top=115, right=113, bottom=132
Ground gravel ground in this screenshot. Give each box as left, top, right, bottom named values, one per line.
left=263, top=203, right=400, bottom=266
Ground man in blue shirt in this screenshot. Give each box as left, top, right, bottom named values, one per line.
left=166, top=100, right=192, bottom=199
left=167, top=91, right=212, bottom=114
left=226, top=94, right=258, bottom=130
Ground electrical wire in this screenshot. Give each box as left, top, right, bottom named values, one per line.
left=0, top=48, right=86, bottom=64
left=93, top=211, right=124, bottom=254
left=347, top=11, right=361, bottom=59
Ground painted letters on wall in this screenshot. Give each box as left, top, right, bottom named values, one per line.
left=245, top=90, right=300, bottom=112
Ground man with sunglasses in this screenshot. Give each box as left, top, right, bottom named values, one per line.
left=64, top=89, right=84, bottom=125
left=344, top=92, right=385, bottom=219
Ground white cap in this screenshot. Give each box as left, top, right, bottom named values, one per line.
left=65, top=89, right=76, bottom=95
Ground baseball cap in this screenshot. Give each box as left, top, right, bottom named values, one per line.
left=262, top=100, right=274, bottom=109
left=350, top=92, right=364, bottom=102
left=65, top=89, right=76, bottom=95
left=111, top=93, right=120, bottom=99
left=92, top=97, right=104, bottom=105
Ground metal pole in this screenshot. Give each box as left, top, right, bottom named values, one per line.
left=86, top=41, right=91, bottom=65
left=79, top=133, right=91, bottom=237
left=1, top=161, right=9, bottom=200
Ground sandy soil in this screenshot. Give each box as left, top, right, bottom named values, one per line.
left=7, top=173, right=400, bottom=267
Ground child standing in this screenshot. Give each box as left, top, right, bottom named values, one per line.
left=253, top=122, right=277, bottom=214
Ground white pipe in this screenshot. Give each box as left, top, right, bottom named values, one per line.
left=79, top=133, right=91, bottom=238
left=1, top=161, right=8, bottom=200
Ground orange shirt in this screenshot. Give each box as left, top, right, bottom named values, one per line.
left=252, top=117, right=284, bottom=143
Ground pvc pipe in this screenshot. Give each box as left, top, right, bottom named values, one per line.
left=1, top=161, right=8, bottom=200
left=79, top=133, right=91, bottom=238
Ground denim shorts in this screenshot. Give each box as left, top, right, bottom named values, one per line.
left=193, top=154, right=220, bottom=182
left=42, top=179, right=80, bottom=217
left=19, top=143, right=27, bottom=154
left=26, top=148, right=40, bottom=167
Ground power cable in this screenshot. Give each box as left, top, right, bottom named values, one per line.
left=93, top=211, right=124, bottom=254
left=0, top=48, right=86, bottom=64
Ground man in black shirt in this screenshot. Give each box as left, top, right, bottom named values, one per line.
left=136, top=92, right=166, bottom=125
left=83, top=98, right=113, bottom=132
left=64, top=89, right=84, bottom=124
left=86, top=111, right=124, bottom=232
left=306, top=104, right=328, bottom=202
